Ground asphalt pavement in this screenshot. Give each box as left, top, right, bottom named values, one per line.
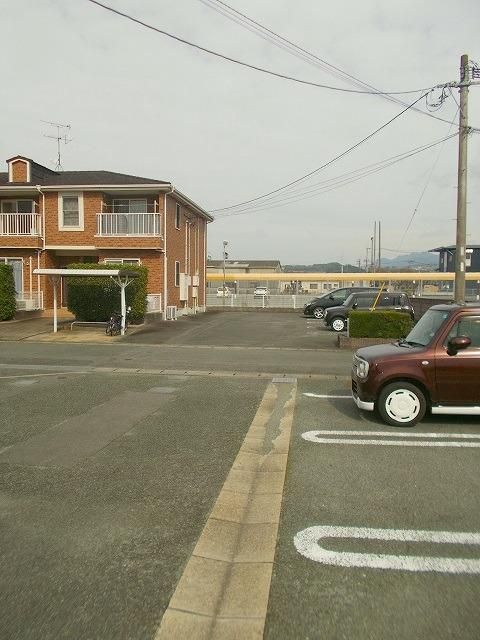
left=0, top=310, right=479, bottom=639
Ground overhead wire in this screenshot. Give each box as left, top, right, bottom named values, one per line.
left=210, top=91, right=431, bottom=213
left=213, top=132, right=458, bottom=217
left=86, top=0, right=437, bottom=95
left=396, top=108, right=461, bottom=250
left=197, top=0, right=459, bottom=126
left=213, top=133, right=459, bottom=218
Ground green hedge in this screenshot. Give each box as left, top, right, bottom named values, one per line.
left=66, top=263, right=148, bottom=323
left=349, top=310, right=413, bottom=338
left=0, top=264, right=16, bottom=321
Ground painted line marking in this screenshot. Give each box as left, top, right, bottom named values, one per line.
left=302, top=430, right=480, bottom=448
left=304, top=393, right=351, bottom=399
left=294, top=526, right=480, bottom=573
left=0, top=371, right=87, bottom=380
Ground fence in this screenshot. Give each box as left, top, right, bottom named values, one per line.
left=206, top=293, right=311, bottom=309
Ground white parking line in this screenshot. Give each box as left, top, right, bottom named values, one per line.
left=302, top=430, right=480, bottom=448
left=294, top=525, right=480, bottom=573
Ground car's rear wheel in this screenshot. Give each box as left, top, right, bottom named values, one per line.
left=377, top=382, right=426, bottom=427
left=313, top=307, right=325, bottom=319
left=331, top=317, right=346, bottom=332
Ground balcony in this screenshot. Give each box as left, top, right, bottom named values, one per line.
left=96, top=211, right=161, bottom=237
left=0, top=213, right=42, bottom=236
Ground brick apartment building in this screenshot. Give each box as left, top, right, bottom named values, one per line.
left=0, top=155, right=213, bottom=318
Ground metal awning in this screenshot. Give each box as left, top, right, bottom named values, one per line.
left=33, top=268, right=139, bottom=334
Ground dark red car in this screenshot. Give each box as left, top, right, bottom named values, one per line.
left=351, top=304, right=480, bottom=427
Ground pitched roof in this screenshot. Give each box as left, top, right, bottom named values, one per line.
left=0, top=167, right=168, bottom=186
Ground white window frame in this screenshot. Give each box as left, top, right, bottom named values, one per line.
left=0, top=257, right=23, bottom=294
left=175, top=261, right=180, bottom=287
left=175, top=203, right=181, bottom=229
left=104, top=258, right=141, bottom=265
left=58, top=192, right=84, bottom=231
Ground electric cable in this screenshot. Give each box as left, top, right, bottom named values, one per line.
left=214, top=133, right=458, bottom=218
left=86, top=0, right=437, bottom=96
left=211, top=91, right=431, bottom=213
left=197, top=0, right=459, bottom=126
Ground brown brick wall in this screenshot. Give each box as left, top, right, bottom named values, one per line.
left=1, top=187, right=209, bottom=312
left=10, top=159, right=30, bottom=182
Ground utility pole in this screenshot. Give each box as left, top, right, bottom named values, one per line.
left=370, top=236, right=374, bottom=271
left=454, top=54, right=470, bottom=304
left=378, top=221, right=381, bottom=271
left=373, top=223, right=376, bottom=272
left=222, top=241, right=228, bottom=307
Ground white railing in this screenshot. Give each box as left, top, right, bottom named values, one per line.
left=0, top=213, right=42, bottom=236
left=16, top=291, right=44, bottom=310
left=96, top=213, right=161, bottom=236
left=206, top=293, right=311, bottom=309
left=146, top=293, right=162, bottom=312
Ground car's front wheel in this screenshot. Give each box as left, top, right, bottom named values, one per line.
left=330, top=317, right=346, bottom=332
left=313, top=307, right=325, bottom=319
left=377, top=382, right=426, bottom=427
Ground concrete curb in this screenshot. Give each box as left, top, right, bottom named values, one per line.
left=155, top=380, right=297, bottom=639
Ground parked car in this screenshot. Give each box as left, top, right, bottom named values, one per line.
left=254, top=286, right=270, bottom=298
left=303, top=287, right=379, bottom=319
left=351, top=303, right=480, bottom=427
left=324, top=291, right=414, bottom=332
left=216, top=286, right=230, bottom=297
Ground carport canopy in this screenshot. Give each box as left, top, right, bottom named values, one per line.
left=33, top=268, right=139, bottom=334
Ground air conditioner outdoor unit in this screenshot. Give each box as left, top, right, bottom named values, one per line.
left=166, top=305, right=177, bottom=321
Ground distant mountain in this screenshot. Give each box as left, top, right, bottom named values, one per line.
left=379, top=252, right=438, bottom=268
left=283, top=262, right=362, bottom=273
left=284, top=253, right=438, bottom=273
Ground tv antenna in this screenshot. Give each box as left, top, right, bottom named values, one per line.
left=42, top=120, right=72, bottom=170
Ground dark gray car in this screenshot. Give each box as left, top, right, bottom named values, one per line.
left=325, top=291, right=414, bottom=332
left=303, top=286, right=379, bottom=319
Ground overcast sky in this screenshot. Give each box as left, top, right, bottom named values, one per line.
left=3, top=0, right=480, bottom=265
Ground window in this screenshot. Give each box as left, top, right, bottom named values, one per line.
left=175, top=204, right=181, bottom=229
left=1, top=200, right=34, bottom=213
left=446, top=316, right=480, bottom=349
left=310, top=284, right=318, bottom=289
left=0, top=257, right=23, bottom=293
left=104, top=258, right=141, bottom=265
left=59, top=193, right=83, bottom=230
left=175, top=261, right=180, bottom=287
left=112, top=199, right=147, bottom=213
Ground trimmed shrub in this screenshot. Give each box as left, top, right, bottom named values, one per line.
left=0, top=264, right=16, bottom=321
left=349, top=310, right=413, bottom=338
left=66, top=263, right=148, bottom=323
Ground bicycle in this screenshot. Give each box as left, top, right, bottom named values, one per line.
left=105, top=307, right=131, bottom=336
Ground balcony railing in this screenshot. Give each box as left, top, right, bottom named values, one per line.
left=96, top=213, right=161, bottom=237
left=0, top=213, right=42, bottom=236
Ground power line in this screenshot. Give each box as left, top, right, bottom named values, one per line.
left=86, top=0, right=436, bottom=96
left=213, top=133, right=458, bottom=217
left=397, top=108, right=460, bottom=249
left=197, top=0, right=458, bottom=126
left=211, top=91, right=431, bottom=213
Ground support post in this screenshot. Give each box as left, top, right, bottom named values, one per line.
left=455, top=54, right=470, bottom=304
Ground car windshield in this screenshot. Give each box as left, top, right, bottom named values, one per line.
left=404, top=308, right=451, bottom=346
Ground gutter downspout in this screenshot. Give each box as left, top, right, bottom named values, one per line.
left=163, top=185, right=174, bottom=320
left=36, top=185, right=45, bottom=307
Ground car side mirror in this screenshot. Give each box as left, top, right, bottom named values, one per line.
left=447, top=335, right=471, bottom=356
left=329, top=294, right=334, bottom=300
left=352, top=302, right=358, bottom=309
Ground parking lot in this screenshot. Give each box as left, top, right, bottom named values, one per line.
left=0, top=311, right=479, bottom=638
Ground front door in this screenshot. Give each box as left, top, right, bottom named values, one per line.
left=434, top=314, right=480, bottom=404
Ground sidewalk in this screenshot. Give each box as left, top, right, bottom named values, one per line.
left=0, top=311, right=147, bottom=343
